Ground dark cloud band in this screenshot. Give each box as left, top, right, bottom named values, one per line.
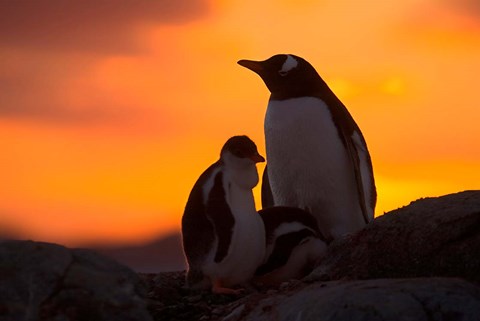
left=0, top=0, right=209, bottom=53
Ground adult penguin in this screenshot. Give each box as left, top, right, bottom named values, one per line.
left=238, top=54, right=376, bottom=240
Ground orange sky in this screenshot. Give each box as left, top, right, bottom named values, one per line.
left=1, top=0, right=479, bottom=246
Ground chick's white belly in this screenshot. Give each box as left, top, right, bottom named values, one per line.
left=204, top=189, right=265, bottom=286
left=220, top=213, right=265, bottom=285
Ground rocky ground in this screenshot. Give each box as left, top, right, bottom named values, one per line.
left=140, top=271, right=305, bottom=321
left=141, top=190, right=480, bottom=321
left=141, top=274, right=480, bottom=321
left=1, top=190, right=480, bottom=321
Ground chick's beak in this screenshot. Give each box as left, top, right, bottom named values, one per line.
left=237, top=59, right=264, bottom=74
left=250, top=153, right=265, bottom=163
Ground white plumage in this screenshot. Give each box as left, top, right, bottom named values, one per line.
left=202, top=151, right=265, bottom=288
left=265, top=97, right=366, bottom=239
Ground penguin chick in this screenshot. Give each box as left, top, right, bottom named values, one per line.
left=238, top=54, right=377, bottom=240
left=182, top=135, right=266, bottom=294
left=254, top=206, right=328, bottom=286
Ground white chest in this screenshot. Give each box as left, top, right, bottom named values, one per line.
left=223, top=179, right=265, bottom=263
left=203, top=169, right=265, bottom=286
left=264, top=97, right=354, bottom=207
left=223, top=165, right=260, bottom=221
left=265, top=97, right=342, bottom=156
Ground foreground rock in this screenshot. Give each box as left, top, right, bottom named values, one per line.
left=142, top=271, right=246, bottom=321
left=240, top=278, right=480, bottom=321
left=143, top=273, right=480, bottom=321
left=145, top=191, right=480, bottom=321
left=0, top=240, right=152, bottom=321
left=308, top=190, right=480, bottom=282
left=2, top=191, right=479, bottom=321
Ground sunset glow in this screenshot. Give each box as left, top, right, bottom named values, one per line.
left=1, top=0, right=479, bottom=246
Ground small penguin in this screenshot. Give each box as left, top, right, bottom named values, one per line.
left=238, top=54, right=377, bottom=240
left=182, top=135, right=266, bottom=294
left=255, top=206, right=328, bottom=286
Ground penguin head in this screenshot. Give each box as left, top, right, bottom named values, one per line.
left=220, top=136, right=264, bottom=189
left=238, top=54, right=323, bottom=99
left=220, top=135, right=265, bottom=170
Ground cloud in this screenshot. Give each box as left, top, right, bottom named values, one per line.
left=0, top=101, right=132, bottom=125
left=0, top=47, right=178, bottom=127
left=0, top=61, right=95, bottom=123
left=0, top=0, right=209, bottom=53
left=0, top=87, right=168, bottom=129
left=0, top=67, right=163, bottom=127
left=442, top=0, right=480, bottom=17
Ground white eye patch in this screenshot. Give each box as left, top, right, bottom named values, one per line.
left=279, top=55, right=298, bottom=75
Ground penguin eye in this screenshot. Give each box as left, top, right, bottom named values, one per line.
left=278, top=70, right=288, bottom=77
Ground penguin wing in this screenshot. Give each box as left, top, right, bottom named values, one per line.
left=344, top=129, right=376, bottom=223
left=318, top=88, right=376, bottom=222
left=205, top=171, right=235, bottom=263
left=255, top=228, right=316, bottom=276
left=261, top=166, right=275, bottom=208
left=182, top=164, right=220, bottom=267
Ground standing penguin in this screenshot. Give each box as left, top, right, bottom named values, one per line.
left=182, top=135, right=266, bottom=294
left=238, top=54, right=376, bottom=240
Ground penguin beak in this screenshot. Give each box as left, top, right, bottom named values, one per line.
left=237, top=59, right=263, bottom=74
left=250, top=153, right=265, bottom=163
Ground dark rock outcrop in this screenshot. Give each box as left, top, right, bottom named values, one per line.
left=144, top=191, right=480, bottom=321
left=240, top=278, right=480, bottom=321
left=0, top=240, right=152, bottom=321
left=2, top=191, right=480, bottom=321
left=143, top=275, right=480, bottom=321
left=308, top=190, right=480, bottom=283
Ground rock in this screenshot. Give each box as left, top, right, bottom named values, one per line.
left=308, top=190, right=480, bottom=282
left=222, top=304, right=245, bottom=321
left=240, top=278, right=480, bottom=321
left=142, top=271, right=242, bottom=321
left=0, top=240, right=152, bottom=321
left=3, top=191, right=480, bottom=321
left=144, top=191, right=480, bottom=321
left=146, top=276, right=480, bottom=321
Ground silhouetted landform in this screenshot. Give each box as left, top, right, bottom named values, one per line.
left=95, top=233, right=186, bottom=273
left=308, top=190, right=480, bottom=283
left=1, top=191, right=479, bottom=321
left=0, top=240, right=152, bottom=321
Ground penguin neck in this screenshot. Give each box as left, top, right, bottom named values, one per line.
left=220, top=152, right=259, bottom=190
left=269, top=77, right=340, bottom=104
left=224, top=163, right=259, bottom=191
left=220, top=163, right=258, bottom=217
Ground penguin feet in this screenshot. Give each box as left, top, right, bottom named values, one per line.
left=185, top=270, right=211, bottom=291
left=212, top=279, right=245, bottom=295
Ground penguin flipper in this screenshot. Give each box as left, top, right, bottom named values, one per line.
left=182, top=163, right=224, bottom=283
left=205, top=172, right=235, bottom=263
left=261, top=166, right=275, bottom=208
left=255, top=228, right=316, bottom=276
left=344, top=129, right=376, bottom=223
